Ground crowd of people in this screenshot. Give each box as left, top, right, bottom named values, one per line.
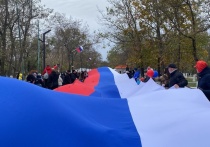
left=16, top=65, right=89, bottom=90
left=125, top=60, right=210, bottom=101
left=125, top=64, right=189, bottom=88
left=13, top=60, right=210, bottom=101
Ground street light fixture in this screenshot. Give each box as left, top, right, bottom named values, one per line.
left=64, top=44, right=77, bottom=72
left=39, top=29, right=51, bottom=71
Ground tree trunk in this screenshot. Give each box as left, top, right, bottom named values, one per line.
left=8, top=27, right=16, bottom=76
left=0, top=0, right=9, bottom=76
left=192, top=38, right=198, bottom=61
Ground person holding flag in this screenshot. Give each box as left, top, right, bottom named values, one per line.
left=195, top=60, right=210, bottom=100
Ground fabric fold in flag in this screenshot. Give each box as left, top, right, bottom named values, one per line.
left=0, top=66, right=210, bottom=147
left=0, top=75, right=141, bottom=147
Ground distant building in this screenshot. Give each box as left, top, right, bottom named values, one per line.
left=114, top=65, right=127, bottom=73
left=75, top=68, right=91, bottom=72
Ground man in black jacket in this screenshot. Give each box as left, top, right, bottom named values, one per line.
left=195, top=60, right=210, bottom=101
left=168, top=64, right=188, bottom=88
left=63, top=70, right=71, bottom=85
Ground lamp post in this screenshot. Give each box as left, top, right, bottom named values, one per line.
left=37, top=20, right=40, bottom=73
left=39, top=29, right=51, bottom=71
left=64, top=44, right=77, bottom=72
left=71, top=50, right=78, bottom=72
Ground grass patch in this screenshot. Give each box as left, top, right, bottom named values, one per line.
left=186, top=77, right=197, bottom=88
left=188, top=82, right=197, bottom=88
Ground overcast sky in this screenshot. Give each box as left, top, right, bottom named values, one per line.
left=41, top=0, right=110, bottom=60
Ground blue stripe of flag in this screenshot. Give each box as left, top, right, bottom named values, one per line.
left=0, top=77, right=141, bottom=147
left=90, top=67, right=122, bottom=98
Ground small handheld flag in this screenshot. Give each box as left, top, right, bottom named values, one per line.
left=76, top=46, right=83, bottom=53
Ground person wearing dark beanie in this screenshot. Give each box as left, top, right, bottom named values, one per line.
left=167, top=63, right=188, bottom=88
left=195, top=60, right=210, bottom=101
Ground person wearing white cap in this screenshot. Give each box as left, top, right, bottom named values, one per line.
left=168, top=63, right=188, bottom=88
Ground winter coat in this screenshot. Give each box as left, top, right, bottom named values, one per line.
left=197, top=67, right=210, bottom=101
left=42, top=66, right=52, bottom=76
left=47, top=71, right=59, bottom=90
left=169, top=70, right=188, bottom=88
left=35, top=75, right=44, bottom=87
left=58, top=75, right=63, bottom=86
left=70, top=73, right=77, bottom=83
left=63, top=73, right=71, bottom=85
left=133, top=70, right=140, bottom=79
left=143, top=76, right=150, bottom=83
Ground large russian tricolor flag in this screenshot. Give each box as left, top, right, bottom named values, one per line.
left=0, top=67, right=210, bottom=147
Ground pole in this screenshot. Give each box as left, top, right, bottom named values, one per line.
left=42, top=29, right=51, bottom=71
left=71, top=50, right=77, bottom=72
left=71, top=51, right=74, bottom=72
left=37, top=21, right=40, bottom=72
left=43, top=33, right=45, bottom=70
left=80, top=53, right=82, bottom=72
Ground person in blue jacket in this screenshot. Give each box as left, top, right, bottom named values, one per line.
left=133, top=67, right=140, bottom=82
